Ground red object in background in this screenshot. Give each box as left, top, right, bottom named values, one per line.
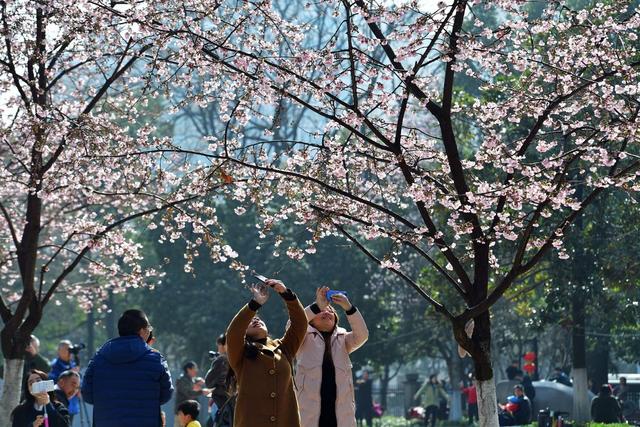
left=523, top=351, right=537, bottom=374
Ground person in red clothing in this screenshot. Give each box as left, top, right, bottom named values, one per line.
left=460, top=373, right=478, bottom=425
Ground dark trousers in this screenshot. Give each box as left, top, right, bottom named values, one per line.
left=356, top=402, right=373, bottom=427
left=424, top=405, right=439, bottom=427
left=467, top=403, right=478, bottom=424
left=498, top=412, right=517, bottom=426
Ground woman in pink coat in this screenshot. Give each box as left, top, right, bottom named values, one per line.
left=295, top=287, right=369, bottom=427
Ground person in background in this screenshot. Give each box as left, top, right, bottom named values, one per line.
left=226, top=277, right=307, bottom=427
left=355, top=370, right=374, bottom=427
left=174, top=361, right=210, bottom=427
left=25, top=336, right=50, bottom=372
left=415, top=374, right=449, bottom=427
left=81, top=309, right=174, bottom=426
left=613, top=377, right=636, bottom=420
left=613, top=376, right=629, bottom=401
left=11, top=369, right=70, bottom=427
left=295, top=286, right=369, bottom=427
left=461, top=373, right=478, bottom=425
left=498, top=385, right=531, bottom=426
left=548, top=367, right=572, bottom=387
left=177, top=400, right=202, bottom=427
left=505, top=360, right=522, bottom=381
left=591, top=384, right=623, bottom=423
left=205, top=334, right=231, bottom=426
left=54, top=370, right=81, bottom=423
left=49, top=341, right=78, bottom=383
left=19, top=335, right=52, bottom=398
left=514, top=372, right=535, bottom=408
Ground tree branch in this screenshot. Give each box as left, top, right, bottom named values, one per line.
left=331, top=219, right=454, bottom=320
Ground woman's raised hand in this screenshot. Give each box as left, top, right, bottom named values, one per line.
left=250, top=283, right=270, bottom=305
left=266, top=278, right=287, bottom=294
left=316, top=286, right=330, bottom=310
left=331, top=292, right=352, bottom=311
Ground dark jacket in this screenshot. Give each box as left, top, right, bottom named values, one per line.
left=81, top=335, right=174, bottom=427
left=513, top=396, right=531, bottom=424
left=49, top=358, right=76, bottom=383
left=10, top=401, right=70, bottom=427
left=174, top=374, right=203, bottom=412
left=205, top=353, right=231, bottom=408
left=591, top=394, right=623, bottom=423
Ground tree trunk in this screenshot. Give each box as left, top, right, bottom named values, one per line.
left=106, top=289, right=116, bottom=338
left=571, top=183, right=590, bottom=423
left=589, top=335, right=609, bottom=394
left=472, top=312, right=499, bottom=427
left=476, top=378, right=498, bottom=427
left=448, top=338, right=464, bottom=421
left=87, top=307, right=96, bottom=357
left=573, top=367, right=590, bottom=422
left=380, top=364, right=390, bottom=410
left=0, top=358, right=25, bottom=426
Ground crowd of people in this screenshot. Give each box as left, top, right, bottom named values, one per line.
left=9, top=279, right=374, bottom=427
left=6, top=281, right=638, bottom=427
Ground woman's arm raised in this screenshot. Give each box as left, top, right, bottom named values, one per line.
left=226, top=284, right=267, bottom=372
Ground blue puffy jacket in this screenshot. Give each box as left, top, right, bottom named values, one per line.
left=81, top=335, right=173, bottom=427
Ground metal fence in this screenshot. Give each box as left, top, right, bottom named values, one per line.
left=373, top=386, right=406, bottom=417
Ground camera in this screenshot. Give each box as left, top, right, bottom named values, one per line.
left=208, top=351, right=220, bottom=360
left=69, top=343, right=86, bottom=355
left=31, top=380, right=55, bottom=394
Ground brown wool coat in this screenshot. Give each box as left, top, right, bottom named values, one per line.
left=227, top=296, right=307, bottom=427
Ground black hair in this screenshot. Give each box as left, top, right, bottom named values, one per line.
left=177, top=399, right=200, bottom=420
left=183, top=361, right=197, bottom=374
left=429, top=374, right=438, bottom=381
left=118, top=309, right=149, bottom=337
left=554, top=367, right=563, bottom=371
left=217, top=333, right=226, bottom=346
left=600, top=385, right=612, bottom=395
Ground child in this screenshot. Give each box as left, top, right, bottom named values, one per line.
left=176, top=400, right=201, bottom=427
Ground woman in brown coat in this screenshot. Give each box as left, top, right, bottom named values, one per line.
left=226, top=277, right=307, bottom=427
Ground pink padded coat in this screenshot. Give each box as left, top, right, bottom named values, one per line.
left=294, top=305, right=369, bottom=427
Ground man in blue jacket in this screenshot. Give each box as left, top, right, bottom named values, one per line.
left=82, top=309, right=174, bottom=426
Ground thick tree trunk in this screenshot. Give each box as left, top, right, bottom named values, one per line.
left=0, top=358, right=25, bottom=426
left=472, top=312, right=499, bottom=427
left=476, top=378, right=498, bottom=427
left=589, top=336, right=609, bottom=394
left=571, top=184, right=590, bottom=423
left=572, top=368, right=590, bottom=422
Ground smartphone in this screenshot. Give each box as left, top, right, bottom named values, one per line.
left=326, top=290, right=348, bottom=301
left=31, top=380, right=55, bottom=394
left=253, top=274, right=269, bottom=284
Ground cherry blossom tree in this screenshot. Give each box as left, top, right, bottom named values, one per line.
left=140, top=1, right=638, bottom=425
left=0, top=1, right=241, bottom=422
